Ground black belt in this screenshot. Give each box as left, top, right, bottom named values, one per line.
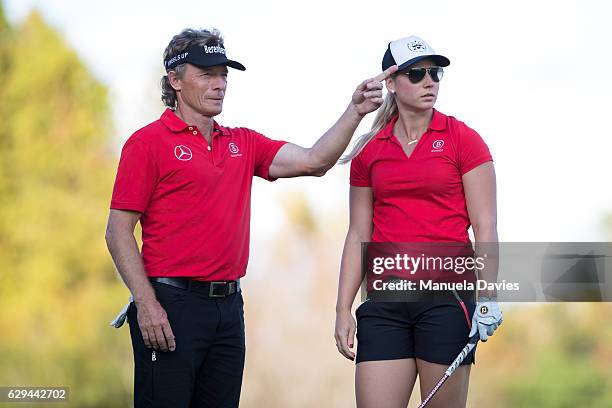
left=150, top=277, right=240, bottom=298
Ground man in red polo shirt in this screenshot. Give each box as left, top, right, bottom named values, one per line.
left=105, top=28, right=396, bottom=408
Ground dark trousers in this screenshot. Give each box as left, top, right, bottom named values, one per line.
left=127, top=281, right=246, bottom=408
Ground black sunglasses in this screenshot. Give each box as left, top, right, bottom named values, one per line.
left=402, top=67, right=444, bottom=84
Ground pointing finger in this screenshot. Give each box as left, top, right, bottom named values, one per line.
left=373, top=64, right=398, bottom=82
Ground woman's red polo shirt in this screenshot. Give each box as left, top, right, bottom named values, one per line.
left=350, top=109, right=493, bottom=244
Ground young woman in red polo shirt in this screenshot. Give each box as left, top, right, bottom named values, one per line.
left=334, top=36, right=502, bottom=407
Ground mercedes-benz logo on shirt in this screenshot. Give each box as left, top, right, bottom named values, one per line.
left=174, top=145, right=193, bottom=161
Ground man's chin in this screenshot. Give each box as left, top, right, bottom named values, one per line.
left=201, top=106, right=223, bottom=117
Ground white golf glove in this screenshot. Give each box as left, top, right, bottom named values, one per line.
left=110, top=296, right=133, bottom=328
left=469, top=296, right=502, bottom=342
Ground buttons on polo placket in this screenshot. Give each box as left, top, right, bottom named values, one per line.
left=185, top=126, right=212, bottom=154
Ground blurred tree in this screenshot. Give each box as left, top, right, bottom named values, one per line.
left=0, top=4, right=131, bottom=407
left=500, top=304, right=612, bottom=407
left=466, top=303, right=612, bottom=408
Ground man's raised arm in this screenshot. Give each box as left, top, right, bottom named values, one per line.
left=268, top=65, right=397, bottom=179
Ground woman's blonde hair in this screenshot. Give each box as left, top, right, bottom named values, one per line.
left=339, top=92, right=398, bottom=164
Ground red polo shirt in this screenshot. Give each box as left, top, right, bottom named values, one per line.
left=110, top=109, right=287, bottom=280
left=350, top=109, right=493, bottom=244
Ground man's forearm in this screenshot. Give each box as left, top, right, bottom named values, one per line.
left=106, top=231, right=156, bottom=303
left=307, top=104, right=364, bottom=174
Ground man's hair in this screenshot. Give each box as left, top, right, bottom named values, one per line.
left=160, top=28, right=225, bottom=108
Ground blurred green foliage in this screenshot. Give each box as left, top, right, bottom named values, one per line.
left=0, top=4, right=132, bottom=407
left=500, top=304, right=612, bottom=407
left=468, top=303, right=612, bottom=407
left=505, top=352, right=611, bottom=407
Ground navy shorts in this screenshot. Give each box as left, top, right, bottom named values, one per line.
left=355, top=297, right=476, bottom=365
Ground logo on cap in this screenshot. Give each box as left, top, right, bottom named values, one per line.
left=202, top=45, right=226, bottom=55
left=174, top=145, right=193, bottom=161
left=166, top=52, right=189, bottom=69
left=408, top=40, right=427, bottom=52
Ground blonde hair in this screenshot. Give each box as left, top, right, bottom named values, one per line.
left=339, top=92, right=398, bottom=164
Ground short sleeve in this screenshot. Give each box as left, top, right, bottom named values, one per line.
left=110, top=137, right=158, bottom=213
left=350, top=152, right=371, bottom=187
left=251, top=130, right=288, bottom=181
left=456, top=124, right=493, bottom=175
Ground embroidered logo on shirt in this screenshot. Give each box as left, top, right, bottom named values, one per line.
left=174, top=145, right=193, bottom=161
left=431, top=140, right=445, bottom=153
left=229, top=142, right=242, bottom=157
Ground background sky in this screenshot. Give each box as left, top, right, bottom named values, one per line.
left=5, top=0, right=612, bottom=244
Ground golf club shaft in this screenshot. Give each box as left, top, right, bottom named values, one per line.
left=417, top=339, right=478, bottom=407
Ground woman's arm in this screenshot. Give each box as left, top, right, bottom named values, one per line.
left=463, top=161, right=504, bottom=341
left=335, top=186, right=374, bottom=360
left=463, top=161, right=498, bottom=297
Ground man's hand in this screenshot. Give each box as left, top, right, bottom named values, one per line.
left=351, top=65, right=398, bottom=116
left=266, top=65, right=399, bottom=179
left=135, top=298, right=177, bottom=352
left=469, top=296, right=503, bottom=342
left=334, top=309, right=357, bottom=360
